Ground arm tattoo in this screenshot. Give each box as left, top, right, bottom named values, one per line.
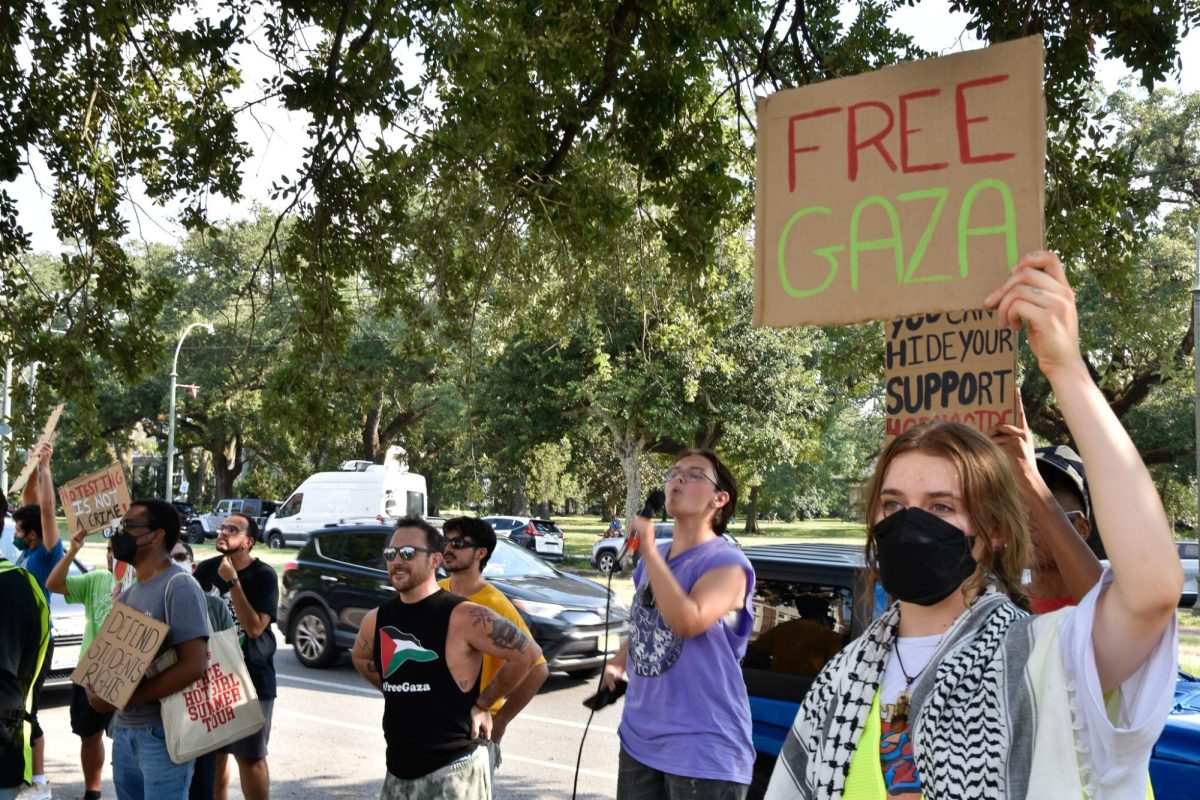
left=488, top=618, right=528, bottom=652
left=466, top=606, right=528, bottom=652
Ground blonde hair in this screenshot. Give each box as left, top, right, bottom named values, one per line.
left=863, top=421, right=1030, bottom=612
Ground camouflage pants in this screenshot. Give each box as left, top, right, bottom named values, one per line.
left=381, top=746, right=491, bottom=800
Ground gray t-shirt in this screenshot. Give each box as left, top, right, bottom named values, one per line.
left=115, top=565, right=209, bottom=728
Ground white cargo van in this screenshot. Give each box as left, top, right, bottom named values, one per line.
left=263, top=463, right=428, bottom=548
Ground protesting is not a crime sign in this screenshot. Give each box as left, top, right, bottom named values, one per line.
left=884, top=309, right=1016, bottom=440
left=71, top=603, right=169, bottom=710
left=754, top=36, right=1045, bottom=327
left=59, top=463, right=132, bottom=536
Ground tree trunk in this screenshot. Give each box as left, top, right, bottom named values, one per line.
left=509, top=484, right=529, bottom=516
left=742, top=484, right=762, bottom=534
left=210, top=435, right=243, bottom=500
left=362, top=389, right=384, bottom=463
left=181, top=450, right=212, bottom=506
left=614, top=428, right=645, bottom=527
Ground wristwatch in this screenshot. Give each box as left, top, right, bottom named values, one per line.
left=227, top=577, right=240, bottom=586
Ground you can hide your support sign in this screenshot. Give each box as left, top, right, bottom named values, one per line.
left=753, top=36, right=1045, bottom=327
left=884, top=310, right=1016, bottom=440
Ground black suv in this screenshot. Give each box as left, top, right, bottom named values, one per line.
left=279, top=524, right=629, bottom=675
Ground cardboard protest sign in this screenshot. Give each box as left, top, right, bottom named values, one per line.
left=71, top=603, right=170, bottom=709
left=884, top=309, right=1016, bottom=439
left=755, top=36, right=1045, bottom=327
left=8, top=404, right=65, bottom=494
left=59, top=464, right=132, bottom=536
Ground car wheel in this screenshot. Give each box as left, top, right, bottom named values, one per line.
left=267, top=531, right=285, bottom=549
left=186, top=523, right=206, bottom=545
left=597, top=550, right=617, bottom=574
left=292, top=606, right=338, bottom=668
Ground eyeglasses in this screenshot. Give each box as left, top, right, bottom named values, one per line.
left=1064, top=510, right=1087, bottom=522
left=661, top=466, right=720, bottom=489
left=446, top=537, right=479, bottom=550
left=104, top=522, right=152, bottom=539
left=383, top=546, right=439, bottom=562
left=218, top=524, right=247, bottom=535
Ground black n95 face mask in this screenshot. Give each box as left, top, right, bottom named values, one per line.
left=874, top=507, right=977, bottom=606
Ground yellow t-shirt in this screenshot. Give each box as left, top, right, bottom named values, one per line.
left=437, top=579, right=546, bottom=713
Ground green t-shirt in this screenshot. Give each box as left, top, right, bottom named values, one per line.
left=64, top=569, right=116, bottom=653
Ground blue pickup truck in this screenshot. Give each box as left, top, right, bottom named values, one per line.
left=740, top=543, right=1200, bottom=799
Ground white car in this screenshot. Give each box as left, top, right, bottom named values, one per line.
left=1178, top=540, right=1199, bottom=607
left=482, top=516, right=565, bottom=559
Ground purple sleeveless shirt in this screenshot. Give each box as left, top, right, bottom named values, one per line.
left=619, top=537, right=756, bottom=784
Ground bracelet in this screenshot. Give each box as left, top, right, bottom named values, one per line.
left=474, top=698, right=491, bottom=711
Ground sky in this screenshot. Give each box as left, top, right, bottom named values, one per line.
left=10, top=0, right=1199, bottom=254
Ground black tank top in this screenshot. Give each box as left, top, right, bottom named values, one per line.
left=374, top=589, right=481, bottom=779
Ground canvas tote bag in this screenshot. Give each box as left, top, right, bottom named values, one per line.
left=157, top=572, right=265, bottom=763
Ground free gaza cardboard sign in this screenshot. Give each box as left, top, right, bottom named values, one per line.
left=754, top=36, right=1045, bottom=327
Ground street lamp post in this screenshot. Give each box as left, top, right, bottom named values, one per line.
left=166, top=322, right=214, bottom=501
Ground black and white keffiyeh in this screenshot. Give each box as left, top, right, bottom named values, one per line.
left=766, top=587, right=1034, bottom=800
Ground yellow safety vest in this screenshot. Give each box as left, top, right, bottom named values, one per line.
left=0, top=560, right=50, bottom=785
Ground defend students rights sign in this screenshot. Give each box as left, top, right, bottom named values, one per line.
left=71, top=603, right=169, bottom=709
left=754, top=36, right=1045, bottom=327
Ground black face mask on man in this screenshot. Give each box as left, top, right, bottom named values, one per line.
left=873, top=506, right=978, bottom=606
left=110, top=530, right=145, bottom=564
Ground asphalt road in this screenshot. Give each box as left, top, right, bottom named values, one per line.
left=37, top=634, right=624, bottom=799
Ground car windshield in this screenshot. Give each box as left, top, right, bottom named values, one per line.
left=483, top=540, right=557, bottom=578
left=532, top=520, right=561, bottom=533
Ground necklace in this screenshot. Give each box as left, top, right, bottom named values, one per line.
left=892, top=641, right=926, bottom=730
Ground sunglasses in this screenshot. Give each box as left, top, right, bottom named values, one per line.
left=383, top=545, right=439, bottom=562
left=446, top=537, right=479, bottom=550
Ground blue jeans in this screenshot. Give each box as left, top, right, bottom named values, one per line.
left=113, top=725, right=194, bottom=800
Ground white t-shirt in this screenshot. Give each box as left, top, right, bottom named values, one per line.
left=878, top=571, right=1176, bottom=798
left=880, top=632, right=943, bottom=714
left=1059, top=568, right=1177, bottom=796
